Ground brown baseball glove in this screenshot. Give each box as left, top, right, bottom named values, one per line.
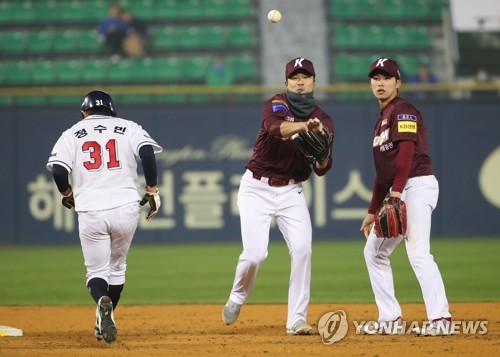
left=374, top=197, right=407, bottom=238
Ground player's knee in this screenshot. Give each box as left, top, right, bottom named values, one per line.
left=243, top=250, right=267, bottom=266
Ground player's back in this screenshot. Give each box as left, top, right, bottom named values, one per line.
left=65, top=115, right=144, bottom=211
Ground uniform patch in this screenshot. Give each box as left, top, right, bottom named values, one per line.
left=272, top=100, right=289, bottom=113
left=397, top=114, right=417, bottom=121
left=398, top=121, right=417, bottom=133
left=381, top=119, right=388, bottom=126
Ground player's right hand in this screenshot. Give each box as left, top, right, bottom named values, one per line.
left=140, top=187, right=161, bottom=221
left=61, top=185, right=75, bottom=209
left=360, top=213, right=375, bottom=239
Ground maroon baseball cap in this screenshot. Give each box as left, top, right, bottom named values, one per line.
left=368, top=57, right=401, bottom=79
left=285, top=57, right=315, bottom=78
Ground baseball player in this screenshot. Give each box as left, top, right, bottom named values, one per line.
left=222, top=58, right=334, bottom=335
left=359, top=58, right=453, bottom=336
left=46, top=90, right=162, bottom=343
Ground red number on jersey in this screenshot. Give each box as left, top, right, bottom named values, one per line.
left=82, top=139, right=121, bottom=171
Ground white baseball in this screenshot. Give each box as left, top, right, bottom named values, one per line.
left=267, top=10, right=282, bottom=23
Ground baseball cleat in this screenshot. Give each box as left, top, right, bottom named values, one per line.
left=94, top=318, right=103, bottom=341
left=413, top=317, right=453, bottom=336
left=287, top=320, right=313, bottom=335
left=96, top=296, right=117, bottom=344
left=222, top=299, right=242, bottom=325
left=357, top=317, right=404, bottom=335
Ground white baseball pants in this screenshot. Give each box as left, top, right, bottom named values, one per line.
left=229, top=170, right=312, bottom=329
left=364, top=175, right=451, bottom=322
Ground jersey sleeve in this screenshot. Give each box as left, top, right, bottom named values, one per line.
left=129, top=122, right=163, bottom=156
left=46, top=129, right=74, bottom=173
left=390, top=102, right=420, bottom=143
left=262, top=95, right=290, bottom=137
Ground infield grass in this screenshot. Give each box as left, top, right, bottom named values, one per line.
left=0, top=238, right=498, bottom=306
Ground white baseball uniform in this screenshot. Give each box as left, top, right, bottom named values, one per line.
left=364, top=95, right=451, bottom=322
left=47, top=114, right=162, bottom=285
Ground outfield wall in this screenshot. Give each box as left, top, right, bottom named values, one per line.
left=1, top=101, right=499, bottom=245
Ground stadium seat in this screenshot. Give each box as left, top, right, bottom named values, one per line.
left=81, top=60, right=109, bottom=83
left=108, top=60, right=134, bottom=82
left=330, top=0, right=358, bottom=18
left=177, top=0, right=205, bottom=19
left=1, top=31, right=27, bottom=54
left=56, top=60, right=84, bottom=84
left=406, top=0, right=430, bottom=19
left=180, top=57, right=209, bottom=81
left=5, top=61, right=31, bottom=85
left=200, top=26, right=227, bottom=48
left=0, top=96, right=13, bottom=106
left=152, top=27, right=177, bottom=50
left=177, top=27, right=204, bottom=49
left=229, top=55, right=257, bottom=80
left=227, top=25, right=254, bottom=47
left=78, top=30, right=102, bottom=52
left=52, top=30, right=81, bottom=53
left=129, top=58, right=157, bottom=82
left=13, top=1, right=36, bottom=23
left=155, top=57, right=182, bottom=81
left=205, top=0, right=230, bottom=18
left=130, top=0, right=157, bottom=20
left=31, top=60, right=57, bottom=85
left=26, top=30, right=53, bottom=54
left=407, top=26, right=430, bottom=48
left=227, top=0, right=253, bottom=17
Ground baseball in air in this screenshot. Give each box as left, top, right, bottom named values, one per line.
left=267, top=10, right=282, bottom=23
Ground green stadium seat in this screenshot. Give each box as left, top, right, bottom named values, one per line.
left=33, top=1, right=60, bottom=22
left=381, top=0, right=406, bottom=19
left=177, top=27, right=203, bottom=49
left=130, top=0, right=157, bottom=20
left=154, top=0, right=179, bottom=20
left=78, top=30, right=102, bottom=52
left=0, top=2, right=13, bottom=24
left=155, top=57, right=182, bottom=81
left=180, top=57, right=209, bottom=81
left=332, top=25, right=356, bottom=48
left=52, top=30, right=81, bottom=53
left=227, top=25, right=254, bottom=47
left=56, top=59, right=84, bottom=84
left=152, top=27, right=177, bottom=50
left=229, top=55, right=257, bottom=80
left=406, top=0, right=430, bottom=19
left=383, top=26, right=409, bottom=49
left=13, top=1, right=36, bottom=23
left=60, top=1, right=87, bottom=22
left=31, top=60, right=57, bottom=85
left=228, top=0, right=252, bottom=17
left=0, top=96, right=13, bottom=106
left=205, top=0, right=229, bottom=18
left=5, top=61, right=31, bottom=85
left=407, top=26, right=430, bottom=48
left=81, top=60, right=109, bottom=83
left=108, top=60, right=134, bottom=82
left=177, top=0, right=205, bottom=19
left=359, top=25, right=384, bottom=48
left=1, top=31, right=27, bottom=54
left=200, top=26, right=226, bottom=48
left=26, top=30, right=53, bottom=54
left=356, top=0, right=381, bottom=18
left=396, top=55, right=429, bottom=78
left=330, top=0, right=358, bottom=18
left=129, top=58, right=157, bottom=82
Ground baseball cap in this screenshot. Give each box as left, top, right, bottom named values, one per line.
left=285, top=57, right=315, bottom=78
left=368, top=57, right=401, bottom=79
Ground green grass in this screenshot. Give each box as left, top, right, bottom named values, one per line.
left=0, top=239, right=498, bottom=306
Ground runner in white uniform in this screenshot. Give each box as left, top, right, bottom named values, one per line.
left=359, top=58, right=452, bottom=336
left=46, top=90, right=162, bottom=343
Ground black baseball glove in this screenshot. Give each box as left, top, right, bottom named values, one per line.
left=60, top=184, right=75, bottom=209
left=293, top=128, right=333, bottom=165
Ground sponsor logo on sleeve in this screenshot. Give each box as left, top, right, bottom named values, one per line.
left=398, top=121, right=417, bottom=133
left=272, top=100, right=289, bottom=113
left=381, top=119, right=388, bottom=126
left=397, top=114, right=417, bottom=121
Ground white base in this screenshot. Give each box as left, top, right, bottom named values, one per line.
left=0, top=325, right=23, bottom=337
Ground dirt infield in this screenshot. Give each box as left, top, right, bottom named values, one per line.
left=0, top=303, right=498, bottom=356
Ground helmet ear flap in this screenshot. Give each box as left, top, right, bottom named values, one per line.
left=81, top=90, right=117, bottom=117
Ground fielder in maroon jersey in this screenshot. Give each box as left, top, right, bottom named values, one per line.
left=359, top=57, right=453, bottom=336
left=222, top=57, right=334, bottom=335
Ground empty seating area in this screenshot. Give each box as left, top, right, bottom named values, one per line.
left=0, top=0, right=257, bottom=105
left=329, top=0, right=448, bottom=98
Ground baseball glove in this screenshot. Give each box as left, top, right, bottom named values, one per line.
left=293, top=128, right=333, bottom=165
left=374, top=197, right=407, bottom=238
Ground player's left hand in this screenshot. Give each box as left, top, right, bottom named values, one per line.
left=60, top=185, right=75, bottom=209
left=140, top=187, right=161, bottom=220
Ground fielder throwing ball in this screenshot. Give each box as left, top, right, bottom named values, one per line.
left=46, top=91, right=162, bottom=343
left=359, top=58, right=453, bottom=336
left=222, top=58, right=334, bottom=335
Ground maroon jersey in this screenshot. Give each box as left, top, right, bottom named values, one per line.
left=373, top=96, right=433, bottom=191
left=246, top=93, right=334, bottom=182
